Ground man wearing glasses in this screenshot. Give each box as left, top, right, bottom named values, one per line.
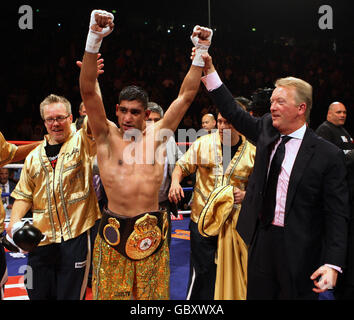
left=7, top=94, right=101, bottom=300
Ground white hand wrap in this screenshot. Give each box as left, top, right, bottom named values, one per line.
left=85, top=10, right=114, bottom=54
left=190, top=25, right=213, bottom=67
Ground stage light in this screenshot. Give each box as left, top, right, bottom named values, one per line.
left=252, top=27, right=256, bottom=32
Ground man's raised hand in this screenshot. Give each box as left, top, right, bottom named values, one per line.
left=190, top=25, right=213, bottom=67
left=76, top=53, right=105, bottom=76
left=85, top=9, right=115, bottom=54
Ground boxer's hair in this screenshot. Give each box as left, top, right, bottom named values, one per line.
left=119, top=85, right=149, bottom=109
left=275, top=77, right=313, bottom=120
left=40, top=94, right=72, bottom=119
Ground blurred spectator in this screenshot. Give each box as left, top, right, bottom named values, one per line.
left=201, top=113, right=216, bottom=134
left=0, top=168, right=16, bottom=215
left=74, top=102, right=87, bottom=131
left=316, top=102, right=354, bottom=154
left=31, top=122, right=45, bottom=141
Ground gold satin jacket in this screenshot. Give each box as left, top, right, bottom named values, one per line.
left=178, top=132, right=256, bottom=300
left=197, top=185, right=249, bottom=299
left=0, top=132, right=17, bottom=233
left=12, top=122, right=100, bottom=245
left=176, top=131, right=256, bottom=223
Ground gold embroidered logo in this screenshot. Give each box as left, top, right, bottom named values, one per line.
left=103, top=217, right=121, bottom=246
left=126, top=214, right=161, bottom=260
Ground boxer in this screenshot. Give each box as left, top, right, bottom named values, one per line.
left=80, top=9, right=212, bottom=299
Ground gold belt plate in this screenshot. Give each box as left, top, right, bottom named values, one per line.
left=125, top=213, right=162, bottom=260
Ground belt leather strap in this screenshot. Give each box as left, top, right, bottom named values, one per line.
left=98, top=209, right=168, bottom=260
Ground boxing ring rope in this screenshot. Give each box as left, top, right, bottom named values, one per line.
left=8, top=141, right=193, bottom=146
left=8, top=141, right=39, bottom=145
left=2, top=140, right=194, bottom=222
left=2, top=164, right=24, bottom=170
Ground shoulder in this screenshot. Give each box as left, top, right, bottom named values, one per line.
left=315, top=121, right=335, bottom=134
left=261, top=113, right=276, bottom=130
left=244, top=137, right=257, bottom=153
left=194, top=132, right=218, bottom=148
left=0, top=132, right=17, bottom=164
left=28, top=142, right=43, bottom=158
left=21, top=143, right=43, bottom=169
left=308, top=128, right=343, bottom=156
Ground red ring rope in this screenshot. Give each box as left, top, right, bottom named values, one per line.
left=8, top=140, right=192, bottom=146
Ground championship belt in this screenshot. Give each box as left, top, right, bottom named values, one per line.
left=99, top=209, right=168, bottom=260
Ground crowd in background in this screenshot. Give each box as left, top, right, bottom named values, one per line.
left=2, top=22, right=354, bottom=141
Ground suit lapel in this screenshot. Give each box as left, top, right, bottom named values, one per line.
left=284, top=128, right=316, bottom=218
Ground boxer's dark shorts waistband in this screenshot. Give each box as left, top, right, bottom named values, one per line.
left=98, top=208, right=169, bottom=260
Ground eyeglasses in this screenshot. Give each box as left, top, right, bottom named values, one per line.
left=44, top=114, right=70, bottom=125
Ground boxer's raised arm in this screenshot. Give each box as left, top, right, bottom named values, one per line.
left=161, top=65, right=202, bottom=133
left=161, top=26, right=213, bottom=133
left=80, top=53, right=107, bottom=141
left=80, top=10, right=114, bottom=143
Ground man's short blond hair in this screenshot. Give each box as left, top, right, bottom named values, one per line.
left=40, top=94, right=72, bottom=120
left=275, top=77, right=313, bottom=120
